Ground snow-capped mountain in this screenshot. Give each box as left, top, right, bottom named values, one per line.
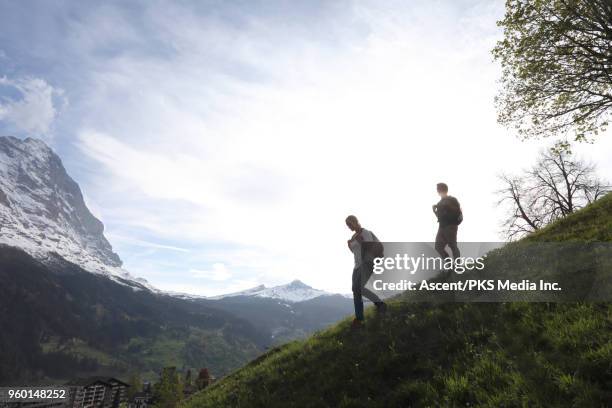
left=210, top=280, right=332, bottom=303
left=208, top=280, right=354, bottom=343
left=0, top=136, right=149, bottom=288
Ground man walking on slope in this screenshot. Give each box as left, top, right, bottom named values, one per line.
left=345, top=215, right=387, bottom=329
left=432, top=183, right=462, bottom=262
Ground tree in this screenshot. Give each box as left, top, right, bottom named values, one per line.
left=152, top=367, right=183, bottom=408
left=196, top=368, right=211, bottom=390
left=497, top=149, right=609, bottom=239
left=126, top=372, right=142, bottom=401
left=184, top=369, right=193, bottom=388
left=493, top=0, right=612, bottom=145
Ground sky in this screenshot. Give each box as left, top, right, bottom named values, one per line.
left=0, top=0, right=611, bottom=295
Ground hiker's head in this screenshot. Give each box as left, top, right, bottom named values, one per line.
left=345, top=215, right=361, bottom=231
left=436, top=183, right=448, bottom=197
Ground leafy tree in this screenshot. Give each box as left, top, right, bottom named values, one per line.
left=497, top=148, right=609, bottom=239
left=493, top=0, right=612, bottom=145
left=152, top=367, right=183, bottom=408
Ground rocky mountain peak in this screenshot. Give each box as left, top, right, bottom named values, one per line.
left=0, top=136, right=124, bottom=274
left=287, top=279, right=311, bottom=289
left=211, top=280, right=331, bottom=303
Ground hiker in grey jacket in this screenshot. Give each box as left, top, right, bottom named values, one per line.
left=345, top=215, right=387, bottom=328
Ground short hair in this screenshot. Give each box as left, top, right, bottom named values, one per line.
left=345, top=215, right=358, bottom=224
left=436, top=183, right=448, bottom=193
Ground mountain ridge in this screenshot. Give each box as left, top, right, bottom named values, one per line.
left=0, top=243, right=268, bottom=384
left=208, top=279, right=334, bottom=302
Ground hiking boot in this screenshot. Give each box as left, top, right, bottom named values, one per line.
left=351, top=318, right=365, bottom=329
left=375, top=302, right=387, bottom=315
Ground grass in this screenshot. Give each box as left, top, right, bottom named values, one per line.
left=41, top=336, right=124, bottom=367
left=120, top=329, right=262, bottom=382
left=182, top=194, right=612, bottom=408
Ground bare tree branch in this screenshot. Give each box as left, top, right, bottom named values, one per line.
left=496, top=148, right=610, bottom=240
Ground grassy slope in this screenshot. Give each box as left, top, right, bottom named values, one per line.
left=182, top=195, right=612, bottom=408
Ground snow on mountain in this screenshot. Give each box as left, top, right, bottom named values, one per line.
left=0, top=136, right=152, bottom=289
left=207, top=284, right=266, bottom=300
left=210, top=280, right=333, bottom=303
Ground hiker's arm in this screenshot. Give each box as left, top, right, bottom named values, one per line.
left=348, top=230, right=362, bottom=249
left=435, top=200, right=450, bottom=217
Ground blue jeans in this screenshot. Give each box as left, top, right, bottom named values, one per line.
left=352, top=261, right=382, bottom=321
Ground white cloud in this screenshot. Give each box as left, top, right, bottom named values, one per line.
left=106, top=233, right=191, bottom=253
left=0, top=76, right=64, bottom=136
left=190, top=263, right=232, bottom=281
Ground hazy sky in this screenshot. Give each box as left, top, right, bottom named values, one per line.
left=1, top=0, right=610, bottom=295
